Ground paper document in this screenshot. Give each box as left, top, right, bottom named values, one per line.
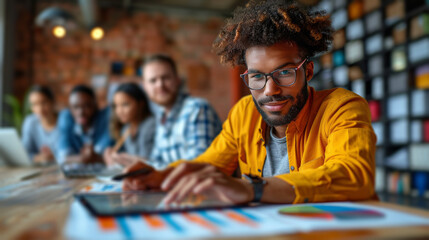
left=65, top=184, right=429, bottom=239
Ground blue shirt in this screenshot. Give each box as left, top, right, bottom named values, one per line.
left=21, top=114, right=59, bottom=161
left=149, top=91, right=222, bottom=169
left=56, top=108, right=112, bottom=164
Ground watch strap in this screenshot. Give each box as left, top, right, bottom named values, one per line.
left=243, top=174, right=266, bottom=202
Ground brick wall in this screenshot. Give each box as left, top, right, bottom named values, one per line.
left=14, top=2, right=235, bottom=120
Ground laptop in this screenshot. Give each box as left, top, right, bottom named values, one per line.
left=0, top=128, right=33, bottom=167
left=61, top=162, right=122, bottom=178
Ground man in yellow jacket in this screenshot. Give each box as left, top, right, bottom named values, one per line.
left=123, top=0, right=377, bottom=205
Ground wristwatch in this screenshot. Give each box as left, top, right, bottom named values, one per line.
left=243, top=174, right=267, bottom=202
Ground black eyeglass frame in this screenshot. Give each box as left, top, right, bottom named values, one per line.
left=240, top=58, right=308, bottom=90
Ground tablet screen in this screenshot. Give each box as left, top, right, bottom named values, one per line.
left=75, top=191, right=242, bottom=216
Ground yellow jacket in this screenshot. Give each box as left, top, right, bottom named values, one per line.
left=171, top=87, right=377, bottom=204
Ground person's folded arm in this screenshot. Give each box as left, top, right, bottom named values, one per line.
left=276, top=96, right=377, bottom=204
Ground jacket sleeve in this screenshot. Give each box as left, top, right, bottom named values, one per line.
left=276, top=95, right=377, bottom=203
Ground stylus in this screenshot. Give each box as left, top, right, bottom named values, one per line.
left=112, top=167, right=153, bottom=181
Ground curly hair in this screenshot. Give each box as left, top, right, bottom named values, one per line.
left=213, top=0, right=334, bottom=66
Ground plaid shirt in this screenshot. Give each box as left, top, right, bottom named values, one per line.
left=149, top=92, right=222, bottom=169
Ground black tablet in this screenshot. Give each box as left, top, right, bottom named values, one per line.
left=75, top=191, right=245, bottom=216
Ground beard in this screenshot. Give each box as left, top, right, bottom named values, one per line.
left=253, top=82, right=308, bottom=127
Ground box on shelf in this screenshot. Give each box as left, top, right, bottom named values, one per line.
left=348, top=0, right=364, bottom=21
left=409, top=38, right=429, bottom=63
left=372, top=77, right=384, bottom=99
left=415, top=64, right=429, bottom=89
left=366, top=34, right=383, bottom=55
left=393, top=22, right=407, bottom=45
left=348, top=65, right=363, bottom=81
left=368, top=54, right=383, bottom=77
left=333, top=50, right=345, bottom=67
left=412, top=172, right=429, bottom=197
left=345, top=40, right=364, bottom=64
left=333, top=65, right=348, bottom=86
left=391, top=47, right=407, bottom=72
left=385, top=147, right=409, bottom=170
left=411, top=89, right=429, bottom=116
left=365, top=11, right=383, bottom=34
left=331, top=8, right=348, bottom=30
left=387, top=93, right=408, bottom=119
left=372, top=122, right=384, bottom=145
left=320, top=69, right=333, bottom=86
left=375, top=167, right=385, bottom=192
left=376, top=148, right=385, bottom=166
left=384, top=36, right=395, bottom=50
left=388, top=72, right=408, bottom=94
left=411, top=120, right=423, bottom=143
left=390, top=118, right=409, bottom=144
left=385, top=0, right=405, bottom=26
left=346, top=19, right=364, bottom=40
left=334, top=0, right=347, bottom=9
left=351, top=79, right=365, bottom=98
left=369, top=100, right=381, bottom=121
left=410, top=14, right=429, bottom=40
left=363, top=0, right=381, bottom=13
left=333, top=29, right=346, bottom=49
left=320, top=53, right=333, bottom=69
left=387, top=172, right=400, bottom=194
left=424, top=120, right=429, bottom=142
left=388, top=172, right=411, bottom=195
left=315, top=0, right=333, bottom=14
left=410, top=144, right=429, bottom=171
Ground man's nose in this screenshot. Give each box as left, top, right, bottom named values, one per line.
left=263, top=76, right=281, bottom=96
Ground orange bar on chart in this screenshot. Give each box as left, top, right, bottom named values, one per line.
left=182, top=213, right=217, bottom=232
left=142, top=214, right=165, bottom=229
left=97, top=217, right=117, bottom=231
left=223, top=211, right=257, bottom=227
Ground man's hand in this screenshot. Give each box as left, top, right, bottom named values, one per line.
left=103, top=149, right=141, bottom=167
left=33, top=146, right=55, bottom=164
left=122, top=162, right=172, bottom=191
left=161, top=163, right=254, bottom=205
left=80, top=144, right=102, bottom=163
left=111, top=153, right=142, bottom=168
left=103, top=147, right=115, bottom=166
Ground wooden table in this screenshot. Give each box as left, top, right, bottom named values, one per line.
left=0, top=166, right=428, bottom=240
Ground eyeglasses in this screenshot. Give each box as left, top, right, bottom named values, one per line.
left=240, top=58, right=307, bottom=90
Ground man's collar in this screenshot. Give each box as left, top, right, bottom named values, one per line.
left=150, top=89, right=188, bottom=120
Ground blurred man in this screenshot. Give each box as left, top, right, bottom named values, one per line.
left=123, top=0, right=377, bottom=205
left=112, top=55, right=222, bottom=169
left=57, top=85, right=112, bottom=164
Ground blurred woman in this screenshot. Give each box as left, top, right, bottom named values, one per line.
left=104, top=82, right=155, bottom=167
left=21, top=85, right=59, bottom=164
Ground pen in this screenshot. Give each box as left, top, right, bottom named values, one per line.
left=112, top=167, right=153, bottom=181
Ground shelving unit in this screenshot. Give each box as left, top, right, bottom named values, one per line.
left=312, top=0, right=429, bottom=200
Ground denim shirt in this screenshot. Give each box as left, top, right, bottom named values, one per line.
left=56, top=107, right=112, bottom=164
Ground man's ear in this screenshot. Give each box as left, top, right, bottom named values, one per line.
left=305, top=61, right=314, bottom=82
